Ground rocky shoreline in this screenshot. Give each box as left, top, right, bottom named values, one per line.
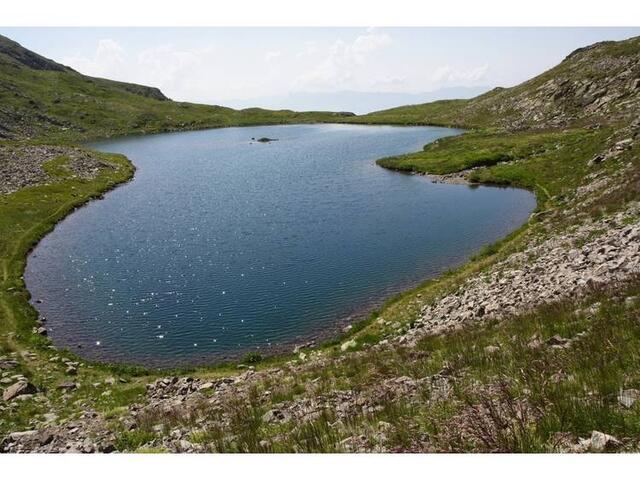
left=2, top=122, right=639, bottom=452
left=0, top=144, right=112, bottom=195
left=2, top=33, right=640, bottom=454
left=404, top=202, right=640, bottom=344
left=3, top=163, right=639, bottom=452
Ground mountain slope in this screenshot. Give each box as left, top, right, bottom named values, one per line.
left=0, top=34, right=354, bottom=141
left=1, top=34, right=640, bottom=453
left=357, top=36, right=640, bottom=130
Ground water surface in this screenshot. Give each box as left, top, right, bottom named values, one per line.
left=26, top=124, right=535, bottom=366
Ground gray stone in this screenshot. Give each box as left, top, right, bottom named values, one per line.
left=484, top=345, right=500, bottom=354
left=0, top=359, right=19, bottom=370
left=589, top=430, right=622, bottom=451
left=618, top=389, right=640, bottom=408
left=545, top=335, right=570, bottom=347
left=8, top=430, right=38, bottom=441
left=262, top=409, right=291, bottom=424
left=340, top=339, right=357, bottom=352
left=2, top=380, right=37, bottom=401
left=198, top=382, right=214, bottom=391
left=57, top=381, right=77, bottom=391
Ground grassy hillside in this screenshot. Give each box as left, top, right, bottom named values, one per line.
left=0, top=33, right=639, bottom=453
left=0, top=147, right=135, bottom=353
left=376, top=128, right=613, bottom=200
left=0, top=34, right=354, bottom=141
left=371, top=36, right=640, bottom=213
left=354, top=36, right=640, bottom=130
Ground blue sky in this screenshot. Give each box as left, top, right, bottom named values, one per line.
left=2, top=27, right=639, bottom=112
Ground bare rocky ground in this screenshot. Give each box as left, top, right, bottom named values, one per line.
left=471, top=45, right=640, bottom=131
left=0, top=144, right=111, bottom=195
left=407, top=202, right=640, bottom=342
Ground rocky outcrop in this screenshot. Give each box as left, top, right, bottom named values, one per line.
left=3, top=162, right=640, bottom=452
left=2, top=380, right=37, bottom=401
left=400, top=204, right=640, bottom=343
left=467, top=37, right=640, bottom=130
left=0, top=145, right=114, bottom=195
left=0, top=34, right=71, bottom=72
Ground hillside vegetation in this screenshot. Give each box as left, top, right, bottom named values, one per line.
left=0, top=34, right=639, bottom=453
left=0, top=34, right=354, bottom=142
left=355, top=37, right=640, bottom=130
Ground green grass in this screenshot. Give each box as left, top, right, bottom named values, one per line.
left=0, top=45, right=354, bottom=142
left=256, top=279, right=640, bottom=452
left=1, top=33, right=639, bottom=451
left=348, top=99, right=473, bottom=128
left=242, top=352, right=264, bottom=365
left=377, top=128, right=610, bottom=198
left=130, top=278, right=640, bottom=452
left=115, top=430, right=156, bottom=452
left=0, top=144, right=141, bottom=434
left=41, top=155, right=71, bottom=177
left=0, top=146, right=134, bottom=345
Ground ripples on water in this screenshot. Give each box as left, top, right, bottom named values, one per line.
left=25, top=124, right=535, bottom=366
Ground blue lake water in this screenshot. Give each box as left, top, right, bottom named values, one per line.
left=25, top=124, right=535, bottom=366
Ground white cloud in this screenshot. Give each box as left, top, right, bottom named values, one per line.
left=296, top=41, right=319, bottom=58
left=137, top=45, right=205, bottom=90
left=56, top=31, right=490, bottom=107
left=63, top=38, right=124, bottom=78
left=351, top=31, right=392, bottom=56
left=430, top=64, right=489, bottom=84
left=263, top=50, right=282, bottom=62
left=372, top=75, right=407, bottom=87
left=62, top=40, right=222, bottom=101
left=292, top=31, right=393, bottom=91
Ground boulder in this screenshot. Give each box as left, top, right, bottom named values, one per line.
left=198, top=382, right=214, bottom=391
left=618, top=389, right=640, bottom=408
left=589, top=431, right=622, bottom=452
left=7, top=430, right=38, bottom=441
left=56, top=381, right=77, bottom=391
left=0, top=359, right=18, bottom=370
left=545, top=334, right=571, bottom=347
left=484, top=345, right=500, bottom=354
left=262, top=409, right=291, bottom=424
left=340, top=339, right=357, bottom=352
left=2, top=380, right=37, bottom=401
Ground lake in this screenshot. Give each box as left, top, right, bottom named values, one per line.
left=25, top=124, right=536, bottom=366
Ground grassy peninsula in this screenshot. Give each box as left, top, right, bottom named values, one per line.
left=1, top=34, right=639, bottom=453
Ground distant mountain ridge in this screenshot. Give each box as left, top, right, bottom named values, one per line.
left=0, top=34, right=353, bottom=141
left=359, top=36, right=640, bottom=130
left=0, top=34, right=71, bottom=72
left=0, top=34, right=169, bottom=102
left=1, top=33, right=639, bottom=141
left=226, top=87, right=491, bottom=115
